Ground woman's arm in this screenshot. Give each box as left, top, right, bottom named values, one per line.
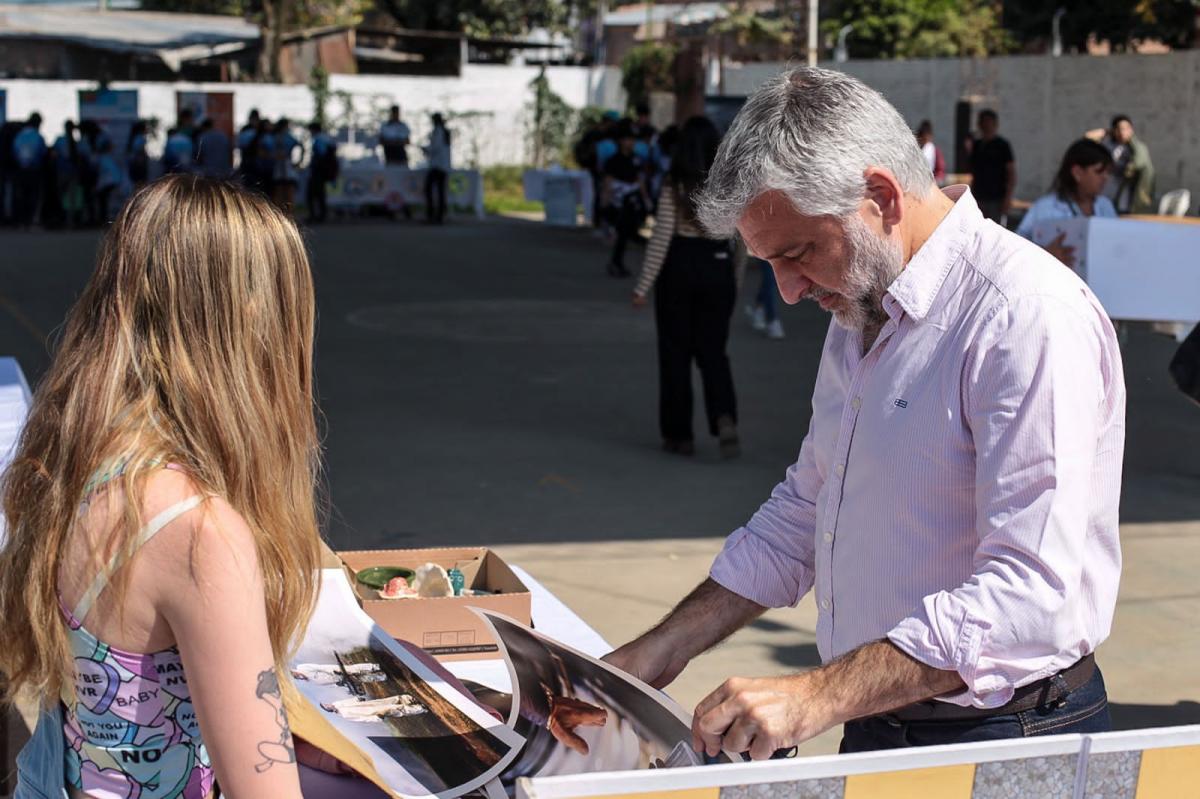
left=633, top=185, right=676, bottom=300
left=156, top=498, right=304, bottom=799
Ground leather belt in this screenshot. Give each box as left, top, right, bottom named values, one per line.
left=882, top=654, right=1096, bottom=723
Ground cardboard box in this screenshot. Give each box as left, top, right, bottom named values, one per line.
left=335, top=547, right=532, bottom=662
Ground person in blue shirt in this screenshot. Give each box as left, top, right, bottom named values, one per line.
left=305, top=121, right=337, bottom=224
left=272, top=118, right=301, bottom=211
left=12, top=113, right=46, bottom=228
left=1016, top=138, right=1117, bottom=268
left=162, top=127, right=194, bottom=174
left=127, top=120, right=149, bottom=189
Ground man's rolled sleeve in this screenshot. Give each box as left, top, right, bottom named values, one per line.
left=711, top=432, right=821, bottom=609
left=888, top=293, right=1115, bottom=708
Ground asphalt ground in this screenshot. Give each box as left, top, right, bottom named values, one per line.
left=2, top=214, right=1198, bottom=754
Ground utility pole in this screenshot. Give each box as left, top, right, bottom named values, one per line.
left=807, top=0, right=818, bottom=66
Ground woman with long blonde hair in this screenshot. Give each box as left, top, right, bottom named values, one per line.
left=0, top=175, right=323, bottom=798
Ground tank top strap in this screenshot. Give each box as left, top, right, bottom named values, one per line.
left=71, top=494, right=204, bottom=624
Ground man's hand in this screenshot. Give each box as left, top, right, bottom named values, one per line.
left=1045, top=232, right=1076, bottom=268
left=692, top=674, right=834, bottom=760
left=632, top=292, right=648, bottom=308
left=605, top=631, right=691, bottom=689
left=689, top=640, right=965, bottom=760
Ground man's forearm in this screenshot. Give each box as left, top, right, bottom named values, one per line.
left=813, top=640, right=965, bottom=724
left=647, top=578, right=766, bottom=660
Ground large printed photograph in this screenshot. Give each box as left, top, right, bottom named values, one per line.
left=290, top=570, right=523, bottom=798
left=474, top=610, right=736, bottom=790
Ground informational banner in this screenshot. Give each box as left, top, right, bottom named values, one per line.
left=78, top=89, right=139, bottom=165
left=322, top=166, right=485, bottom=219
left=176, top=91, right=234, bottom=139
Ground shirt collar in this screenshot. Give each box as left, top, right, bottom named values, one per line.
left=883, top=185, right=982, bottom=323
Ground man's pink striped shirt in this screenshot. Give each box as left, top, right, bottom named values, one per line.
left=710, top=187, right=1126, bottom=708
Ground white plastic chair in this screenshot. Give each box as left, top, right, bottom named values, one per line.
left=1157, top=188, right=1191, bottom=217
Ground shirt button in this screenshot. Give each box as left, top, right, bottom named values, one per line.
left=820, top=599, right=831, bottom=610
left=851, top=397, right=862, bottom=410
left=823, top=531, right=834, bottom=543
left=835, top=463, right=845, bottom=476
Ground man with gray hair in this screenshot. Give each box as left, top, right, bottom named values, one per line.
left=605, top=67, right=1125, bottom=755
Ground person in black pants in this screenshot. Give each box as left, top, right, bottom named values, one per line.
left=423, top=113, right=451, bottom=224
left=632, top=116, right=740, bottom=457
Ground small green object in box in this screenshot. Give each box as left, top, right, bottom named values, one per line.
left=355, top=566, right=416, bottom=590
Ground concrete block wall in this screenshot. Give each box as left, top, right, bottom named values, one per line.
left=719, top=52, right=1200, bottom=205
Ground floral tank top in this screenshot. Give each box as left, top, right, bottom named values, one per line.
left=60, top=463, right=214, bottom=798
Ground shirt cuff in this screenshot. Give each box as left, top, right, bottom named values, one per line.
left=709, top=527, right=808, bottom=609
left=886, top=593, right=1015, bottom=709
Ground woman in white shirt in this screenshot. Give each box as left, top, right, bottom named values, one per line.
left=1017, top=138, right=1117, bottom=267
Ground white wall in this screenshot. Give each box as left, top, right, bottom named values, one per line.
left=717, top=52, right=1200, bottom=204
left=0, top=64, right=626, bottom=167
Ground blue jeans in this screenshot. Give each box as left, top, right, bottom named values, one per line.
left=840, top=667, right=1111, bottom=752
left=753, top=259, right=777, bottom=323
left=14, top=704, right=68, bottom=799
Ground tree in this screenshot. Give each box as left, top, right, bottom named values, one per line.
left=822, top=0, right=1012, bottom=59
left=620, top=42, right=677, bottom=113
left=1003, top=0, right=1197, bottom=53
left=526, top=68, right=577, bottom=167
left=372, top=0, right=571, bottom=36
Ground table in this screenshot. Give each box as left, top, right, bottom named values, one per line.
left=522, top=169, right=595, bottom=225
left=1029, top=216, right=1200, bottom=330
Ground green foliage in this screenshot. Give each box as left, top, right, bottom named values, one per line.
left=1003, top=0, right=1198, bottom=53
left=375, top=0, right=568, bottom=36
left=822, top=0, right=1013, bottom=59
left=620, top=42, right=677, bottom=112
left=482, top=165, right=543, bottom=215
left=142, top=0, right=371, bottom=28
left=710, top=6, right=794, bottom=48
left=526, top=70, right=577, bottom=167
left=309, top=65, right=331, bottom=127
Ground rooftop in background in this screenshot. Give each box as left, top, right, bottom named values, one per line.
left=0, top=4, right=258, bottom=53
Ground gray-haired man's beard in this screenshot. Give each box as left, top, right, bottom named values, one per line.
left=811, top=216, right=905, bottom=333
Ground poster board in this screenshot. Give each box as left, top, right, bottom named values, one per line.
left=322, top=166, right=485, bottom=218
left=78, top=89, right=138, bottom=167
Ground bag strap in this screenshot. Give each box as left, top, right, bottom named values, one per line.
left=71, top=495, right=204, bottom=624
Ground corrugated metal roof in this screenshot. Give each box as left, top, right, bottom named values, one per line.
left=0, top=5, right=258, bottom=50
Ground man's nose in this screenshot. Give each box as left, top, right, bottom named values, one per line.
left=775, top=269, right=813, bottom=305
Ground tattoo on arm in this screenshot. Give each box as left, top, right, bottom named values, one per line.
left=254, top=669, right=296, bottom=773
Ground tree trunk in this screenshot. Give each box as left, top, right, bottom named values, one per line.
left=258, top=0, right=286, bottom=83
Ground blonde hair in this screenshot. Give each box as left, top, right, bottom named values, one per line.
left=0, top=175, right=322, bottom=704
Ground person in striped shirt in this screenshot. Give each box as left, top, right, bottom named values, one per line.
left=633, top=116, right=744, bottom=458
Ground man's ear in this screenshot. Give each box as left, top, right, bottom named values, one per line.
left=863, top=166, right=905, bottom=230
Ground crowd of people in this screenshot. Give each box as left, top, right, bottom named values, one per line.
left=0, top=103, right=455, bottom=229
